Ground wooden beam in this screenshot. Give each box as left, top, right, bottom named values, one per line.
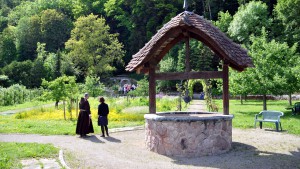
left=142, top=28, right=182, bottom=64
left=222, top=62, right=229, bottom=115
left=155, top=71, right=223, bottom=80
left=149, top=65, right=156, bottom=114
left=185, top=37, right=191, bottom=72
left=154, top=33, right=184, bottom=62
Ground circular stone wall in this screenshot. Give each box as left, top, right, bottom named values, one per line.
left=144, top=112, right=233, bottom=157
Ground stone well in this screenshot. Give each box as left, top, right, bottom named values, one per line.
left=144, top=112, right=233, bottom=157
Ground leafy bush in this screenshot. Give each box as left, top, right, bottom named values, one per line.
left=0, top=84, right=43, bottom=106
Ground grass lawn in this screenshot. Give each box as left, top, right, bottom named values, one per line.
left=0, top=142, right=59, bottom=169
left=1, top=97, right=299, bottom=135
left=0, top=97, right=178, bottom=135
left=0, top=100, right=54, bottom=112
left=215, top=99, right=300, bottom=135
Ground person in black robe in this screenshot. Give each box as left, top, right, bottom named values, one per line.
left=76, top=93, right=94, bottom=137
left=98, top=97, right=109, bottom=137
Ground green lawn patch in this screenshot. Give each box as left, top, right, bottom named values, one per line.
left=215, top=99, right=300, bottom=135
left=0, top=142, right=59, bottom=169
left=0, top=97, right=179, bottom=135
left=0, top=100, right=54, bottom=112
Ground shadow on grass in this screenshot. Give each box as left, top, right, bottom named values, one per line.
left=169, top=142, right=300, bottom=169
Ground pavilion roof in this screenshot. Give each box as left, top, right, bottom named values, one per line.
left=125, top=11, right=253, bottom=73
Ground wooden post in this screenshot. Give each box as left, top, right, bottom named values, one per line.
left=223, top=62, right=229, bottom=115
left=185, top=37, right=190, bottom=72
left=149, top=65, right=156, bottom=114
left=76, top=97, right=78, bottom=117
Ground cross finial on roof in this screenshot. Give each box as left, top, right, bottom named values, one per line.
left=183, top=0, right=188, bottom=11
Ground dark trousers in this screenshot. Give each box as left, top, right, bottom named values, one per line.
left=101, top=125, right=109, bottom=136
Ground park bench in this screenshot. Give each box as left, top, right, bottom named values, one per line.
left=254, top=110, right=284, bottom=132
left=285, top=102, right=300, bottom=115
left=291, top=102, right=300, bottom=115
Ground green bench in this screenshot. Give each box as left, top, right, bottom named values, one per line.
left=254, top=110, right=284, bottom=132
left=292, top=102, right=300, bottom=115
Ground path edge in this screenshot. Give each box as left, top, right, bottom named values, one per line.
left=59, top=149, right=71, bottom=169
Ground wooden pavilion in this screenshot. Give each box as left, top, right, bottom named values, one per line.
left=126, top=11, right=253, bottom=115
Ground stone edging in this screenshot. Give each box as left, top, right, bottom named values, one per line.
left=145, top=112, right=234, bottom=122
left=59, top=150, right=71, bottom=169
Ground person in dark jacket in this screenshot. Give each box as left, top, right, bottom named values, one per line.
left=76, top=93, right=94, bottom=137
left=98, top=97, right=109, bottom=137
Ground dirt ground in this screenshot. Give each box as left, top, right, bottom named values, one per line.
left=1, top=127, right=300, bottom=169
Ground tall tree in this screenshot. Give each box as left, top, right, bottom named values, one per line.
left=274, top=0, right=300, bottom=53
left=40, top=9, right=73, bottom=52
left=7, top=1, right=39, bottom=26
left=245, top=29, right=299, bottom=110
left=228, top=1, right=271, bottom=44
left=54, top=50, right=62, bottom=78
left=0, top=26, right=17, bottom=67
left=65, top=14, right=124, bottom=81
left=15, top=15, right=41, bottom=61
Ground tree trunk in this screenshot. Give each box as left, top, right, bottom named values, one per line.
left=207, top=0, right=212, bottom=20
left=63, top=100, right=66, bottom=120
left=263, top=94, right=267, bottom=110
left=240, top=95, right=243, bottom=105
left=288, top=93, right=292, bottom=106
left=70, top=98, right=72, bottom=120
left=55, top=100, right=59, bottom=109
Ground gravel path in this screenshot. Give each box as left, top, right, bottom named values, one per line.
left=0, top=127, right=300, bottom=169
left=1, top=100, right=300, bottom=168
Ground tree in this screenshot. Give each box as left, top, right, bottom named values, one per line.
left=15, top=15, right=41, bottom=61
left=65, top=14, right=124, bottom=80
left=229, top=68, right=253, bottom=104
left=128, top=78, right=149, bottom=97
left=244, top=29, right=299, bottom=110
left=84, top=75, right=105, bottom=97
left=54, top=50, right=62, bottom=78
left=214, top=11, right=233, bottom=33
left=274, top=0, right=300, bottom=53
left=0, top=26, right=17, bottom=67
left=44, top=49, right=76, bottom=80
left=228, top=1, right=271, bottom=44
left=7, top=1, right=39, bottom=26
left=40, top=9, right=73, bottom=52
left=0, top=75, right=9, bottom=87
left=2, top=60, right=33, bottom=87
left=31, top=57, right=47, bottom=88
left=157, top=52, right=179, bottom=92
left=42, top=75, right=78, bottom=109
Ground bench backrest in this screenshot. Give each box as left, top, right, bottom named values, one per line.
left=261, top=111, right=283, bottom=120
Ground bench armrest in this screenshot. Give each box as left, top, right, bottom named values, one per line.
left=255, top=112, right=263, bottom=119
left=277, top=114, right=284, bottom=122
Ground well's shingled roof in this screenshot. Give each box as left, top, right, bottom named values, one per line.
left=125, top=11, right=253, bottom=72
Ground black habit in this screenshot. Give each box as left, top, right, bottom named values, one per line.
left=76, top=99, right=94, bottom=136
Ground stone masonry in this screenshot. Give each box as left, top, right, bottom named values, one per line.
left=145, top=113, right=233, bottom=157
